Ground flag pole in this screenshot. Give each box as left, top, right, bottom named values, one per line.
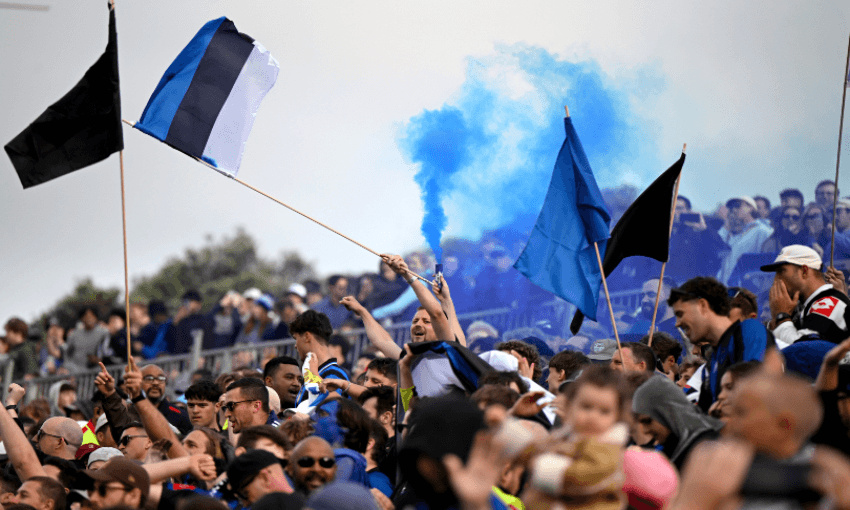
left=648, top=144, right=686, bottom=347
left=830, top=33, right=850, bottom=267
left=111, top=0, right=132, bottom=365
left=594, top=241, right=624, bottom=366
left=120, top=119, right=433, bottom=286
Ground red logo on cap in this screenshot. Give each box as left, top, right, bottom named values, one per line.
left=811, top=297, right=838, bottom=318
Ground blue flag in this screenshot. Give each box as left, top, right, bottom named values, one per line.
left=513, top=117, right=611, bottom=320
left=134, top=17, right=278, bottom=176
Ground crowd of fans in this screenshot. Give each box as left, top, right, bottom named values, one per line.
left=5, top=182, right=850, bottom=509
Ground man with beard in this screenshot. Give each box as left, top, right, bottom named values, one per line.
left=627, top=277, right=679, bottom=337
left=263, top=356, right=302, bottom=410
left=138, top=364, right=193, bottom=435
left=286, top=436, right=338, bottom=496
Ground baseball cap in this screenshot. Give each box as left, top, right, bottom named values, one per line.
left=81, top=457, right=150, bottom=500
left=95, top=413, right=109, bottom=433
left=726, top=196, right=757, bottom=210
left=623, top=449, right=678, bottom=510
left=87, top=447, right=124, bottom=468
left=75, top=443, right=100, bottom=461
left=243, top=288, right=262, bottom=301
left=226, top=450, right=287, bottom=493
left=587, top=338, right=618, bottom=362
left=286, top=283, right=307, bottom=299
left=255, top=294, right=275, bottom=312
left=760, top=245, right=823, bottom=272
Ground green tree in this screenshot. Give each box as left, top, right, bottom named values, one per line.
left=36, top=278, right=121, bottom=331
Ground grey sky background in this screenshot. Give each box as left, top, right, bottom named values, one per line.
left=2, top=1, right=849, bottom=322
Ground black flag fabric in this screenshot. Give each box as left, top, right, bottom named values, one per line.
left=570, top=153, right=686, bottom=334
left=5, top=3, right=122, bottom=189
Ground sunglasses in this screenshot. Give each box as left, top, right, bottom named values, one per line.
left=296, top=456, right=335, bottom=469
left=143, top=375, right=167, bottom=383
left=223, top=400, right=256, bottom=412
left=805, top=214, right=822, bottom=220
left=782, top=214, right=801, bottom=220
left=119, top=434, right=148, bottom=447
left=36, top=429, right=64, bottom=443
left=90, top=484, right=130, bottom=498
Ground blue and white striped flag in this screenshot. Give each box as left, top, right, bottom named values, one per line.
left=135, top=17, right=278, bottom=176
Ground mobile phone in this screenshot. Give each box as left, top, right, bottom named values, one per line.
left=681, top=212, right=701, bottom=223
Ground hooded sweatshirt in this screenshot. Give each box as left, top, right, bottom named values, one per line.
left=632, top=376, right=723, bottom=470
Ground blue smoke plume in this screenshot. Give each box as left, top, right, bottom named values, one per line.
left=401, top=43, right=662, bottom=257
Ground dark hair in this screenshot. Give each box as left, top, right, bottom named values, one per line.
left=236, top=425, right=292, bottom=452
left=192, top=368, right=214, bottom=382
left=328, top=335, right=351, bottom=359
left=728, top=287, right=758, bottom=317
left=188, top=427, right=224, bottom=459
left=317, top=399, right=371, bottom=453
left=679, top=358, right=705, bottom=374
left=184, top=380, right=223, bottom=403
left=470, top=385, right=520, bottom=409
left=478, top=371, right=529, bottom=394
left=28, top=477, right=66, bottom=510
left=289, top=310, right=333, bottom=343
left=4, top=317, right=28, bottom=338
left=41, top=457, right=75, bottom=488
left=815, top=179, right=838, bottom=195
left=225, top=378, right=270, bottom=413
left=365, top=358, right=398, bottom=384
left=753, top=195, right=771, bottom=210
left=367, top=419, right=388, bottom=464
left=327, top=275, right=347, bottom=288
left=0, top=469, right=21, bottom=497
left=108, top=308, right=127, bottom=323
left=780, top=188, right=804, bottom=204
left=667, top=276, right=731, bottom=317
left=357, top=385, right=396, bottom=418
left=621, top=342, right=657, bottom=372
left=564, top=365, right=630, bottom=417
left=727, top=361, right=762, bottom=381
left=495, top=340, right=542, bottom=381
left=263, top=356, right=300, bottom=380
left=677, top=196, right=692, bottom=210
left=77, top=305, right=99, bottom=321
left=640, top=333, right=682, bottom=364
left=548, top=351, right=589, bottom=379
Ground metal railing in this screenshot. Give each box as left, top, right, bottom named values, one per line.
left=7, top=290, right=643, bottom=403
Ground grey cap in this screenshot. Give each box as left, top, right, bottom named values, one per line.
left=587, top=338, right=618, bottom=362
left=87, top=447, right=123, bottom=468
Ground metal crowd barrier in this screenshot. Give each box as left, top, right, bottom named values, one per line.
left=7, top=290, right=642, bottom=404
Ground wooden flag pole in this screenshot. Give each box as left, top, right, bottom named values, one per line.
left=119, top=119, right=433, bottom=286
left=648, top=143, right=686, bottom=347
left=830, top=33, right=850, bottom=267
left=119, top=150, right=132, bottom=363
left=594, top=241, right=624, bottom=366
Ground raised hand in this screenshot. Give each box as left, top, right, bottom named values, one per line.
left=340, top=296, right=366, bottom=317
left=94, top=362, right=116, bottom=397
left=6, top=383, right=25, bottom=406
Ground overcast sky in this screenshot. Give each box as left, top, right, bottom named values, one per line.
left=2, top=1, right=849, bottom=322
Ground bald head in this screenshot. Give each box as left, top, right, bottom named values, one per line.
left=266, top=387, right=281, bottom=415
left=727, top=373, right=823, bottom=458
left=38, top=417, right=83, bottom=460
left=291, top=436, right=333, bottom=459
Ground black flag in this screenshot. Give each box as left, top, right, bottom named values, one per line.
left=570, top=153, right=685, bottom=333
left=5, top=3, right=122, bottom=189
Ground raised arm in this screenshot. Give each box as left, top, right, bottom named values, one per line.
left=95, top=362, right=136, bottom=444
left=815, top=338, right=850, bottom=391
left=432, top=275, right=466, bottom=346
left=124, top=358, right=188, bottom=458
left=382, top=254, right=453, bottom=342
left=341, top=296, right=402, bottom=359
left=0, top=385, right=46, bottom=480
left=144, top=454, right=217, bottom=484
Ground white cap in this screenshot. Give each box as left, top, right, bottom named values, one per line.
left=243, top=288, right=262, bottom=300
left=287, top=283, right=307, bottom=299
left=760, top=244, right=823, bottom=272
left=95, top=413, right=109, bottom=432
left=726, top=196, right=758, bottom=210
